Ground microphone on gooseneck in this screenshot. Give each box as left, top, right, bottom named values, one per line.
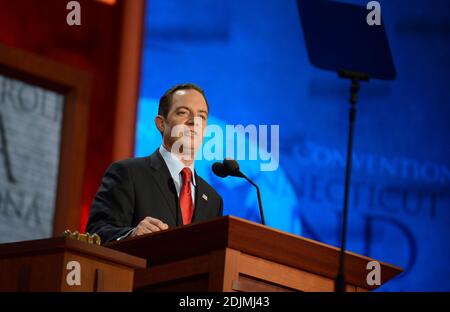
left=212, top=162, right=228, bottom=178
left=212, top=159, right=265, bottom=225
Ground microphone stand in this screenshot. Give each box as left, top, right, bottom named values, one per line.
left=334, top=70, right=369, bottom=292
left=217, top=159, right=266, bottom=226
left=238, top=171, right=266, bottom=226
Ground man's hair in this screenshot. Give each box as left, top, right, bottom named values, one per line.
left=158, top=83, right=209, bottom=118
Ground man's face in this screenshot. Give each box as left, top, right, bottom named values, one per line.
left=156, top=89, right=208, bottom=157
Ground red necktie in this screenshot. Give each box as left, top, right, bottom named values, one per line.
left=180, top=167, right=194, bottom=225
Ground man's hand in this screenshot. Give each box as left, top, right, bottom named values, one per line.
left=130, top=217, right=169, bottom=237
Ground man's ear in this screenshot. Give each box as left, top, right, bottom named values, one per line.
left=154, top=115, right=165, bottom=134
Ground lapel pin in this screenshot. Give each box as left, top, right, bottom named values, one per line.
left=202, top=194, right=208, bottom=201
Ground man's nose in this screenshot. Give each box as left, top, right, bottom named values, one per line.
left=194, top=117, right=205, bottom=129
left=186, top=116, right=203, bottom=127
left=185, top=117, right=195, bottom=126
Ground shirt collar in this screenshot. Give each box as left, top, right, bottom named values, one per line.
left=159, top=145, right=196, bottom=186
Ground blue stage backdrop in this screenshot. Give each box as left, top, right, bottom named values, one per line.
left=135, top=0, right=450, bottom=291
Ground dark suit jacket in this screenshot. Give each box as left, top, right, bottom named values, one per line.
left=86, top=149, right=223, bottom=243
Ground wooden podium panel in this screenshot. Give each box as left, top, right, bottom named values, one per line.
left=0, top=237, right=146, bottom=292
left=108, top=216, right=402, bottom=292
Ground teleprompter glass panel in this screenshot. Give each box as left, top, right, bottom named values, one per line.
left=0, top=74, right=64, bottom=243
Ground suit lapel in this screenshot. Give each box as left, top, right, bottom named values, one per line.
left=146, top=150, right=181, bottom=225
left=192, top=171, right=208, bottom=222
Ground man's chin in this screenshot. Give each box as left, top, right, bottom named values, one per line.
left=169, top=136, right=202, bottom=156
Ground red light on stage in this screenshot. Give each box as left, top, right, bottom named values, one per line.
left=95, top=0, right=117, bottom=6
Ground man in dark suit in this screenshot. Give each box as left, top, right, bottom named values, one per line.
left=86, top=83, right=223, bottom=243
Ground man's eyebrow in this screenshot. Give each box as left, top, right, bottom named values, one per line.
left=175, top=106, right=208, bottom=115
left=175, top=106, right=190, bottom=111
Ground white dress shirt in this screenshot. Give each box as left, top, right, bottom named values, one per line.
left=159, top=144, right=196, bottom=205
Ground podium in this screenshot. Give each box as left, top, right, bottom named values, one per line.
left=108, top=216, right=402, bottom=292
left=0, top=237, right=146, bottom=292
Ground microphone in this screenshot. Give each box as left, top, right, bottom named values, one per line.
left=212, top=159, right=265, bottom=225
left=212, top=162, right=228, bottom=178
